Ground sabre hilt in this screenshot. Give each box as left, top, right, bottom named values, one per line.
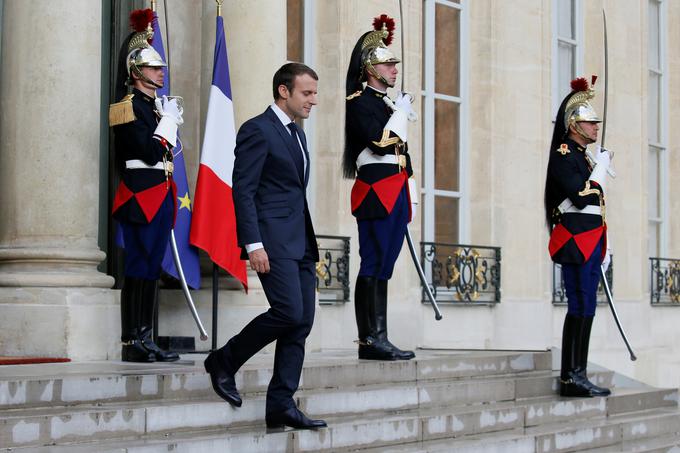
left=585, top=149, right=616, bottom=179
left=383, top=94, right=418, bottom=122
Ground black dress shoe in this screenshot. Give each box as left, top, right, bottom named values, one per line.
left=265, top=407, right=327, bottom=431
left=204, top=352, right=242, bottom=407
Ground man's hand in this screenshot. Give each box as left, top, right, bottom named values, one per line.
left=248, top=248, right=270, bottom=274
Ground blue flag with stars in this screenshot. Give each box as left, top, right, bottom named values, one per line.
left=152, top=12, right=201, bottom=289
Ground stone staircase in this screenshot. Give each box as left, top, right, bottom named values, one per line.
left=1, top=349, right=679, bottom=452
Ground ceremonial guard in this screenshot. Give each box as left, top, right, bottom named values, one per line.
left=109, top=9, right=183, bottom=363
left=344, top=15, right=417, bottom=361
left=544, top=77, right=613, bottom=397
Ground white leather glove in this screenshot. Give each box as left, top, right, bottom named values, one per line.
left=395, top=92, right=417, bottom=122
left=155, top=95, right=184, bottom=125
left=153, top=96, right=183, bottom=147
left=589, top=145, right=612, bottom=188
left=394, top=91, right=411, bottom=109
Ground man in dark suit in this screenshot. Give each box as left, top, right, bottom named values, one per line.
left=204, top=62, right=326, bottom=431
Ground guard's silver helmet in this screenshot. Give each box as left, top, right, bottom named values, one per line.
left=126, top=9, right=166, bottom=88
left=361, top=15, right=400, bottom=87
left=564, top=76, right=601, bottom=129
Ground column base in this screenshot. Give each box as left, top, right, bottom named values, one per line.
left=0, top=247, right=115, bottom=288
left=0, top=287, right=120, bottom=360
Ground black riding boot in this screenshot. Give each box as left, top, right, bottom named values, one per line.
left=355, top=276, right=397, bottom=360
left=576, top=316, right=610, bottom=396
left=559, top=314, right=590, bottom=397
left=121, top=277, right=155, bottom=362
left=376, top=279, right=415, bottom=360
left=140, top=279, right=179, bottom=362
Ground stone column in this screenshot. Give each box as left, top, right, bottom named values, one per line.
left=0, top=0, right=117, bottom=359
left=217, top=0, right=287, bottom=125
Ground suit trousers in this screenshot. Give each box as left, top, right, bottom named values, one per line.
left=218, top=253, right=316, bottom=415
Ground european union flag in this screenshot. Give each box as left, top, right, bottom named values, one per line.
left=152, top=12, right=201, bottom=289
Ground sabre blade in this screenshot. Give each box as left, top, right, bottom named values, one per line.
left=601, top=9, right=609, bottom=148
left=600, top=266, right=636, bottom=361
left=406, top=229, right=443, bottom=320
left=170, top=231, right=209, bottom=341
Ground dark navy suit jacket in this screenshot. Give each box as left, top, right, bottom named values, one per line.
left=232, top=106, right=318, bottom=262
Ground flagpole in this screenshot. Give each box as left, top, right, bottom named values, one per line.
left=212, top=264, right=219, bottom=351
left=209, top=0, right=224, bottom=352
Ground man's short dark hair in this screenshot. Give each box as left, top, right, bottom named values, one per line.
left=272, top=62, right=318, bottom=100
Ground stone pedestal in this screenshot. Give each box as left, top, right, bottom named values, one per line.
left=0, top=1, right=117, bottom=360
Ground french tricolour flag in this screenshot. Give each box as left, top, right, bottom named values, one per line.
left=190, top=15, right=247, bottom=290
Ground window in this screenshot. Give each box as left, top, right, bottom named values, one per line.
left=287, top=0, right=304, bottom=62
left=421, top=0, right=467, bottom=244
left=552, top=0, right=583, bottom=115
left=647, top=0, right=667, bottom=257
left=286, top=0, right=317, bottom=209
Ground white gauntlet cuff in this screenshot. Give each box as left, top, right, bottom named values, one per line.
left=385, top=108, right=408, bottom=142
left=154, top=116, right=178, bottom=147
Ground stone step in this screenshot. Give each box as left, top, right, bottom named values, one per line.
left=1, top=385, right=672, bottom=450
left=606, top=387, right=679, bottom=415
left=527, top=408, right=680, bottom=452
left=9, top=405, right=680, bottom=453
left=0, top=350, right=553, bottom=411
left=588, top=432, right=680, bottom=452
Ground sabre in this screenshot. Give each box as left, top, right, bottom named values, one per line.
left=593, top=9, right=616, bottom=179
left=395, top=0, right=442, bottom=320
left=599, top=8, right=635, bottom=361
left=170, top=231, right=209, bottom=341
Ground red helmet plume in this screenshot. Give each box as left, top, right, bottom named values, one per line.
left=570, top=77, right=589, bottom=92
left=130, top=8, right=154, bottom=33
left=373, top=14, right=396, bottom=46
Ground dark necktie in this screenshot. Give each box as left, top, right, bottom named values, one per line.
left=287, top=122, right=306, bottom=182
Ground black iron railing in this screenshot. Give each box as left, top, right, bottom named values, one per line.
left=315, top=235, right=350, bottom=304
left=552, top=259, right=613, bottom=304
left=650, top=257, right=680, bottom=305
left=420, top=242, right=501, bottom=304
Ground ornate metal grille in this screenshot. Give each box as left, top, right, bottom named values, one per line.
left=650, top=258, right=680, bottom=305
left=552, top=259, right=613, bottom=305
left=420, top=243, right=501, bottom=304
left=315, top=235, right=350, bottom=304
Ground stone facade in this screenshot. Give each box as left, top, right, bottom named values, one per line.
left=1, top=0, right=679, bottom=389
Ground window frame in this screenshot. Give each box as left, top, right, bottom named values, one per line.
left=551, top=0, right=584, bottom=117
left=421, top=0, right=469, bottom=243
left=647, top=0, right=668, bottom=258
